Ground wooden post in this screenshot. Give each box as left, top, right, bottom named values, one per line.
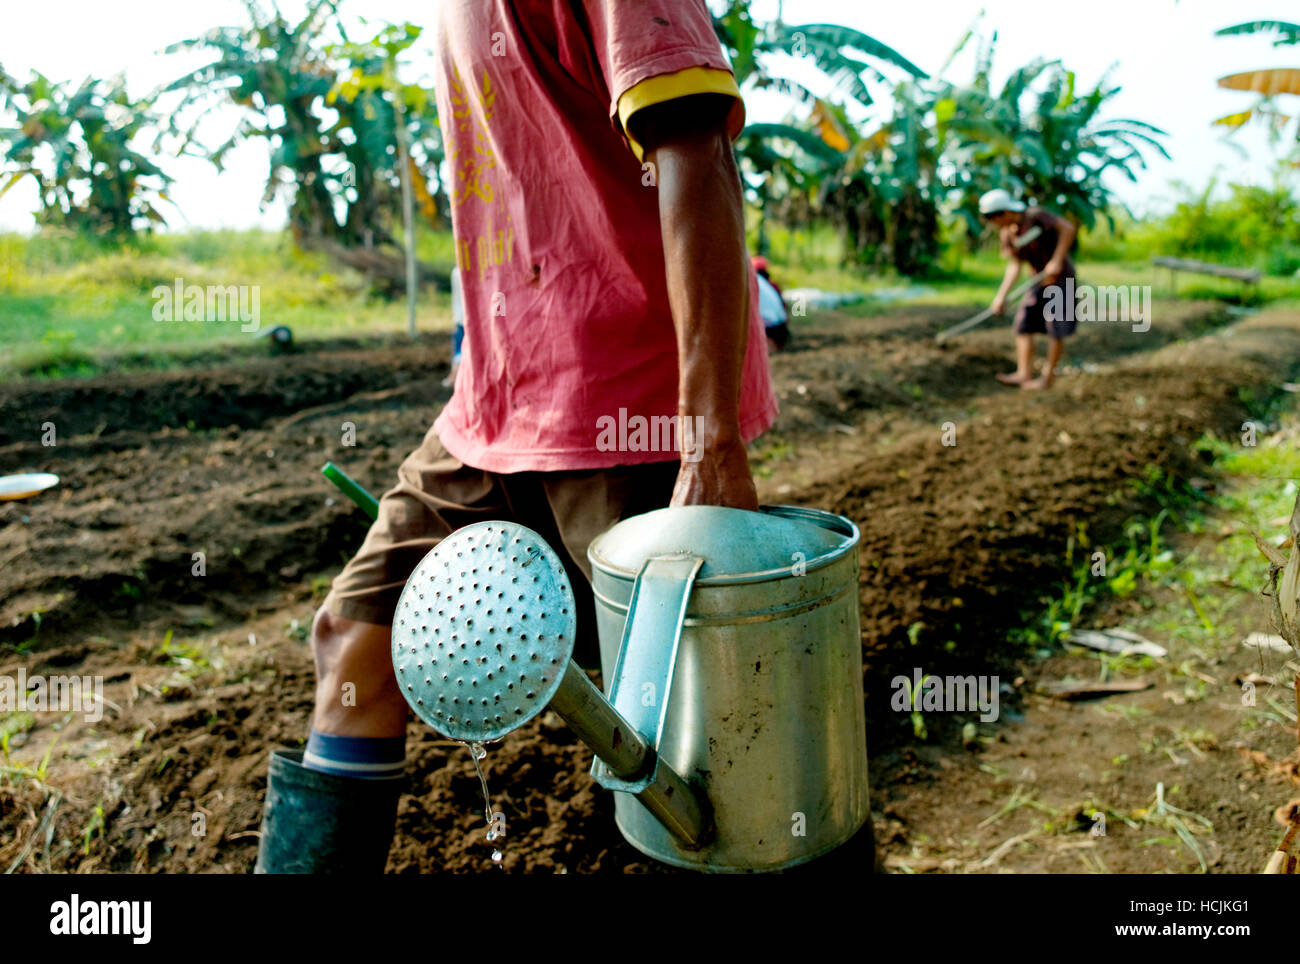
left=387, top=57, right=418, bottom=339
left=396, top=121, right=417, bottom=338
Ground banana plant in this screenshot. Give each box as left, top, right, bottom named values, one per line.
left=822, top=80, right=943, bottom=274
left=935, top=32, right=1169, bottom=239
left=712, top=0, right=928, bottom=254
left=158, top=0, right=344, bottom=240
left=0, top=69, right=171, bottom=235
left=713, top=1, right=927, bottom=151
left=1215, top=20, right=1300, bottom=156
left=327, top=21, right=446, bottom=241
left=160, top=1, right=445, bottom=258
left=327, top=21, right=446, bottom=330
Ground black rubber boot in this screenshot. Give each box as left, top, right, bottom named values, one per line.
left=254, top=749, right=404, bottom=874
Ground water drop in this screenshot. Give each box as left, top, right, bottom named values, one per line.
left=460, top=743, right=508, bottom=870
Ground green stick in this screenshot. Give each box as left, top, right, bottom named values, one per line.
left=321, top=462, right=379, bottom=521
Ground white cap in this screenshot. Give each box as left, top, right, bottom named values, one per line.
left=979, top=188, right=1026, bottom=217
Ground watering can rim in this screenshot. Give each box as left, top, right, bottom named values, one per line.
left=588, top=504, right=859, bottom=587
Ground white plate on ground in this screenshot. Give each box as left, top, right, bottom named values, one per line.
left=0, top=473, right=60, bottom=500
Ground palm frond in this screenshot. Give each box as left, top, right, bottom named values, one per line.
left=738, top=122, right=846, bottom=166
left=1215, top=20, right=1300, bottom=47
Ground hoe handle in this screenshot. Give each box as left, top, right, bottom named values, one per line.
left=935, top=270, right=1047, bottom=344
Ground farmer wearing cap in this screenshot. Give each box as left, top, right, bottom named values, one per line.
left=254, top=0, right=778, bottom=873
left=980, top=188, right=1078, bottom=390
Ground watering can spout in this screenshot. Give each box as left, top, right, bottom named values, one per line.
left=580, top=551, right=715, bottom=847
left=548, top=660, right=713, bottom=849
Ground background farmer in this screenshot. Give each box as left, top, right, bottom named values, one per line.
left=441, top=265, right=464, bottom=388
left=752, top=255, right=791, bottom=351
left=981, top=188, right=1079, bottom=390
left=254, top=0, right=777, bottom=873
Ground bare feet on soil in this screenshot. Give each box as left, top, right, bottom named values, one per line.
left=995, top=371, right=1032, bottom=385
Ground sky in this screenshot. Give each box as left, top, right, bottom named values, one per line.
left=0, top=0, right=1295, bottom=232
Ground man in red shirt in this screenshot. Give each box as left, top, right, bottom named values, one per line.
left=256, top=0, right=777, bottom=872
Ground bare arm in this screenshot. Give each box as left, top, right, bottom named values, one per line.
left=632, top=94, right=757, bottom=511
left=1043, top=215, right=1077, bottom=285
left=993, top=259, right=1021, bottom=314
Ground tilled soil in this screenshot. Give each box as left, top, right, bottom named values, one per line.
left=2, top=299, right=1298, bottom=874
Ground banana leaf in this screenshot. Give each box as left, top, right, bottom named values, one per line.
left=1218, top=69, right=1300, bottom=98
left=1216, top=20, right=1300, bottom=47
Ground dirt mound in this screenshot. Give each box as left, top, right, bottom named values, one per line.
left=0, top=365, right=453, bottom=648
left=805, top=311, right=1300, bottom=715
left=766, top=301, right=1234, bottom=438
left=2, top=300, right=1297, bottom=875
left=0, top=342, right=449, bottom=447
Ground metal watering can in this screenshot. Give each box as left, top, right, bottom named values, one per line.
left=390, top=504, right=868, bottom=872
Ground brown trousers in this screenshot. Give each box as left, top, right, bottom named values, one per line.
left=324, top=424, right=678, bottom=666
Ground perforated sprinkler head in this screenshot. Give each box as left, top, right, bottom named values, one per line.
left=391, top=521, right=578, bottom=744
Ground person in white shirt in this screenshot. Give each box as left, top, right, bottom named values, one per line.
left=442, top=267, right=466, bottom=387
left=752, top=256, right=790, bottom=352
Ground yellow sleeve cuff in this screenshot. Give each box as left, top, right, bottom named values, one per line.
left=616, top=66, right=746, bottom=163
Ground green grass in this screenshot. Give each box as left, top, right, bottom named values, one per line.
left=150, top=628, right=209, bottom=668
left=5, top=219, right=1300, bottom=381
left=758, top=204, right=1300, bottom=308
left=1009, top=505, right=1187, bottom=652
left=0, top=712, right=35, bottom=742
left=796, top=256, right=1300, bottom=324
left=0, top=229, right=457, bottom=378
left=1011, top=400, right=1300, bottom=669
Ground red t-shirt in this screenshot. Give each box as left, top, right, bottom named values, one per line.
left=432, top=0, right=778, bottom=472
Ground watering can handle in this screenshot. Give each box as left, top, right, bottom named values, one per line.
left=605, top=553, right=703, bottom=754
